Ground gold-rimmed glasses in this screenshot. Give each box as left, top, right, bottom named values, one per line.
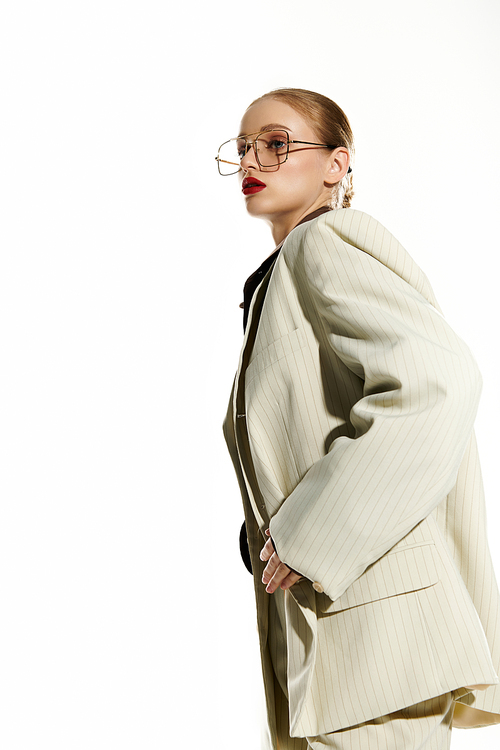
left=215, top=129, right=337, bottom=176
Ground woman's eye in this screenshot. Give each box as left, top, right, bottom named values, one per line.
left=267, top=139, right=287, bottom=151
left=237, top=141, right=248, bottom=158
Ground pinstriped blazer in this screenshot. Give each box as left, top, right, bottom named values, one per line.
left=223, top=209, right=500, bottom=739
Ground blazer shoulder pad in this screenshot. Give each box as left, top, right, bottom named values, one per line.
left=299, top=209, right=439, bottom=309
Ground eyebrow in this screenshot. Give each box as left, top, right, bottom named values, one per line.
left=238, top=123, right=292, bottom=137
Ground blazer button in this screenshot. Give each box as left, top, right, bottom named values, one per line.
left=312, top=582, right=324, bottom=593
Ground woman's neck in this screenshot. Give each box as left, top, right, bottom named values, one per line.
left=269, top=204, right=332, bottom=245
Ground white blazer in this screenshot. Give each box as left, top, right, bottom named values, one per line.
left=224, top=209, right=500, bottom=739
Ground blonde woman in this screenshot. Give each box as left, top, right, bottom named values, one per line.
left=219, top=88, right=500, bottom=749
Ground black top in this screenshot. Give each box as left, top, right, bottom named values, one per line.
left=241, top=248, right=281, bottom=331
left=238, top=206, right=333, bottom=573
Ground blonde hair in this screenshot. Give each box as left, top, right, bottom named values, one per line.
left=247, top=88, right=355, bottom=209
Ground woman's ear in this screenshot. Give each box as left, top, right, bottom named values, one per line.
left=324, top=147, right=350, bottom=185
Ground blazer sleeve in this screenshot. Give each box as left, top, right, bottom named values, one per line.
left=269, top=219, right=482, bottom=602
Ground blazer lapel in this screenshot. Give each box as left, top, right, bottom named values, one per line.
left=232, top=260, right=277, bottom=415
left=228, top=260, right=277, bottom=534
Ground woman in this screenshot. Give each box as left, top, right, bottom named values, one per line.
left=219, top=88, right=500, bottom=750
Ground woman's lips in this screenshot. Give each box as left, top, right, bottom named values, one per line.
left=242, top=177, right=266, bottom=195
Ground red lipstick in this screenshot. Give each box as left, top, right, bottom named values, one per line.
left=242, top=176, right=266, bottom=195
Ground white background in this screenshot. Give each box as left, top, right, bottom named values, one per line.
left=0, top=1, right=499, bottom=748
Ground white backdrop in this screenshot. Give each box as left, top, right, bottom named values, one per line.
left=1, top=1, right=499, bottom=748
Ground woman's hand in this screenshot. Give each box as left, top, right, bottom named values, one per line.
left=260, top=529, right=302, bottom=593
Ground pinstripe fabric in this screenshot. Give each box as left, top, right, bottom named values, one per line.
left=311, top=693, right=455, bottom=749
left=270, top=593, right=455, bottom=749
left=276, top=687, right=454, bottom=749
left=223, top=209, right=500, bottom=746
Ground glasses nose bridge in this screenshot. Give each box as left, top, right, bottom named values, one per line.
left=240, top=134, right=260, bottom=169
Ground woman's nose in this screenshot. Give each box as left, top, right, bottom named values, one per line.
left=240, top=142, right=259, bottom=171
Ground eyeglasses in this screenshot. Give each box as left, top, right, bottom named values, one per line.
left=215, top=129, right=337, bottom=176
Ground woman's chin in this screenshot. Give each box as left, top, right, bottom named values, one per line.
left=243, top=197, right=267, bottom=218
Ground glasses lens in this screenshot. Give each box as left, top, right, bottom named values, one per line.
left=217, top=131, right=290, bottom=174
left=255, top=130, right=289, bottom=167
left=217, top=138, right=243, bottom=175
